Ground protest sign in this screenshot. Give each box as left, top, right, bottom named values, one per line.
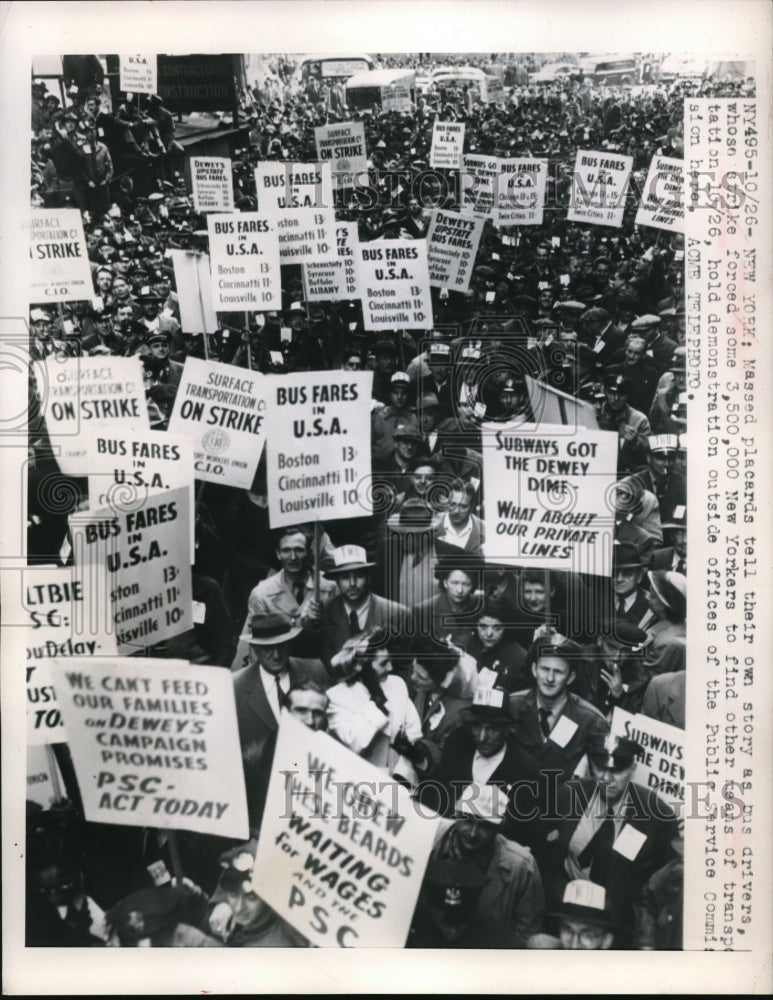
left=426, top=208, right=484, bottom=293
left=26, top=744, right=65, bottom=810
left=29, top=208, right=93, bottom=303
left=496, top=158, right=549, bottom=226
left=429, top=121, right=465, bottom=169
left=265, top=369, right=373, bottom=528
left=84, top=428, right=195, bottom=560
left=24, top=565, right=118, bottom=746
left=206, top=211, right=281, bottom=311
left=118, top=54, right=157, bottom=94
left=635, top=154, right=685, bottom=233
left=190, top=156, right=235, bottom=213
left=314, top=121, right=368, bottom=188
left=568, top=149, right=634, bottom=228
left=303, top=221, right=360, bottom=302
left=251, top=714, right=437, bottom=948
left=381, top=74, right=413, bottom=113
left=355, top=239, right=433, bottom=332
left=460, top=154, right=499, bottom=217
left=254, top=161, right=337, bottom=264
left=69, top=485, right=192, bottom=655
left=169, top=249, right=219, bottom=334
left=34, top=355, right=149, bottom=475
left=50, top=657, right=249, bottom=839
left=168, top=357, right=267, bottom=489
left=612, top=707, right=685, bottom=805
left=482, top=422, right=618, bottom=576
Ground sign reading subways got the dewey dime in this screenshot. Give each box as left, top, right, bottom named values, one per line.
left=50, top=657, right=249, bottom=839
left=265, top=370, right=373, bottom=528
left=355, top=240, right=433, bottom=332
left=168, top=357, right=267, bottom=489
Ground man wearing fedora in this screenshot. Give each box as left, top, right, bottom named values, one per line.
left=232, top=611, right=330, bottom=826
left=611, top=541, right=651, bottom=628
left=320, top=545, right=413, bottom=667
left=649, top=504, right=687, bottom=575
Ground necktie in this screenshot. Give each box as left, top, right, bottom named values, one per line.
left=538, top=707, right=552, bottom=738
left=348, top=609, right=360, bottom=635
left=617, top=597, right=628, bottom=618
left=293, top=581, right=305, bottom=606
left=275, top=675, right=286, bottom=710
left=579, top=808, right=617, bottom=885
left=675, top=558, right=686, bottom=575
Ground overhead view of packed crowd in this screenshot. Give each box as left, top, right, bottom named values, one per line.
left=24, top=51, right=752, bottom=952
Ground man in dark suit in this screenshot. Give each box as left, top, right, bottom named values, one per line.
left=232, top=612, right=330, bottom=826
left=607, top=333, right=661, bottom=414
left=649, top=505, right=687, bottom=575
left=611, top=542, right=651, bottom=628
left=542, top=734, right=680, bottom=947
left=320, top=545, right=413, bottom=666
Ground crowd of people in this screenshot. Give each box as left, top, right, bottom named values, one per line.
left=26, top=52, right=748, bottom=952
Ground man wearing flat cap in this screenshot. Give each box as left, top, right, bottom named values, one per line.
left=528, top=879, right=616, bottom=949
left=320, top=545, right=413, bottom=666
left=232, top=611, right=330, bottom=825
left=543, top=732, right=680, bottom=947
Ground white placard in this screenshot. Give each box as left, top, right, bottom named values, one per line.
left=168, top=357, right=267, bottom=489
left=429, top=121, right=466, bottom=169
left=169, top=249, right=219, bottom=334
left=496, top=158, right=549, bottom=226
left=254, top=161, right=337, bottom=264
left=251, top=714, right=437, bottom=948
left=206, top=212, right=281, bottom=311
left=568, top=148, right=634, bottom=228
left=314, top=121, right=368, bottom=188
left=191, top=156, right=235, bottom=213
left=460, top=153, right=499, bottom=217
left=29, top=208, right=93, bottom=303
left=304, top=221, right=360, bottom=301
left=355, top=239, right=433, bottom=331
left=612, top=707, right=685, bottom=805
left=426, top=208, right=485, bottom=293
left=119, top=54, right=157, bottom=94
left=635, top=154, right=685, bottom=233
left=51, top=657, right=249, bottom=839
left=265, top=369, right=373, bottom=527
left=482, top=422, right=618, bottom=576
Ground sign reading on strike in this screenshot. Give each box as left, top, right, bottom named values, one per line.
left=568, top=149, right=634, bottom=228
left=251, top=714, right=437, bottom=948
left=635, top=155, right=685, bottom=233
left=191, top=156, right=235, bottom=213
left=356, top=240, right=433, bottom=332
left=265, top=369, right=373, bottom=527
left=426, top=209, right=484, bottom=293
left=34, top=356, right=149, bottom=475
left=25, top=566, right=117, bottom=746
left=206, top=212, right=281, bottom=311
left=254, top=162, right=336, bottom=264
left=303, top=222, right=359, bottom=302
left=51, top=657, right=249, bottom=839
left=496, top=158, right=549, bottom=226
left=482, top=422, right=618, bottom=576
left=461, top=154, right=499, bottom=217
left=612, top=707, right=685, bottom=805
left=30, top=209, right=93, bottom=303
left=84, top=428, right=195, bottom=560
left=69, top=485, right=192, bottom=655
left=429, top=121, right=465, bottom=169
left=314, top=122, right=368, bottom=188
left=168, top=357, right=267, bottom=489
left=119, top=54, right=157, bottom=94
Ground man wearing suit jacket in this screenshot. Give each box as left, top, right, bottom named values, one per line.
left=232, top=612, right=330, bottom=826
left=610, top=542, right=651, bottom=628
left=320, top=545, right=413, bottom=667
left=641, top=671, right=686, bottom=729
left=649, top=505, right=687, bottom=576
left=508, top=631, right=609, bottom=784
left=542, top=734, right=680, bottom=947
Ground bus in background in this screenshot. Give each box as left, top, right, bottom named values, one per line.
left=294, top=54, right=375, bottom=91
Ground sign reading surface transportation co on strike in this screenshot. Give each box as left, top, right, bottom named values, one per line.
left=168, top=357, right=267, bottom=489
left=30, top=209, right=93, bottom=303
left=51, top=657, right=249, bottom=839
left=482, top=421, right=618, bottom=576
left=265, top=369, right=373, bottom=528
